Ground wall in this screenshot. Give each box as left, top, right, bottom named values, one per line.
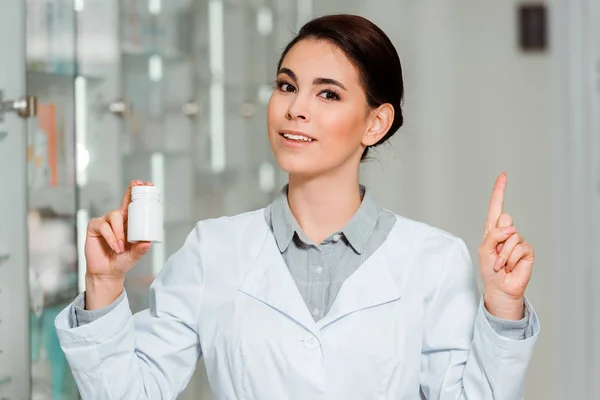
left=315, top=1, right=558, bottom=399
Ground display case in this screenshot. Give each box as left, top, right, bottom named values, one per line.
left=1, top=0, right=303, bottom=398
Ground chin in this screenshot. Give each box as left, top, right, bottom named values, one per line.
left=273, top=153, right=323, bottom=177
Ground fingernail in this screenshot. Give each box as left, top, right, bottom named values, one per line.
left=119, top=240, right=125, bottom=253
left=112, top=242, right=121, bottom=254
left=503, top=227, right=516, bottom=235
left=494, top=257, right=504, bottom=271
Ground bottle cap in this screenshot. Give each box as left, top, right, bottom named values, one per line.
left=132, top=185, right=160, bottom=195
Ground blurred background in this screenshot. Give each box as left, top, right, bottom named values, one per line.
left=0, top=0, right=598, bottom=399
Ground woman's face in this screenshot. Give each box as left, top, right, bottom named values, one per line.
left=267, top=39, right=384, bottom=178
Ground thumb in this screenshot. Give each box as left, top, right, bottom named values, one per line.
left=127, top=242, right=152, bottom=264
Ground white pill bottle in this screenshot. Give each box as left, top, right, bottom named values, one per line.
left=127, top=186, right=164, bottom=243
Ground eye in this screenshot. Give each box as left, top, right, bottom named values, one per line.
left=276, top=80, right=296, bottom=93
left=318, top=89, right=341, bottom=101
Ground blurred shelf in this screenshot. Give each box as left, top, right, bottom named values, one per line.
left=27, top=69, right=103, bottom=91
left=29, top=183, right=114, bottom=216
left=122, top=150, right=190, bottom=159
left=121, top=48, right=187, bottom=65
left=30, top=186, right=76, bottom=215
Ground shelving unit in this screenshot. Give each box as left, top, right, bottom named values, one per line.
left=1, top=0, right=296, bottom=398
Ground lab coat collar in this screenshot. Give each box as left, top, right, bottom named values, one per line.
left=240, top=213, right=402, bottom=335
left=317, top=232, right=401, bottom=330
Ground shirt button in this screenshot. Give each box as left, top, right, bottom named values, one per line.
left=312, top=308, right=321, bottom=317
left=315, top=266, right=323, bottom=275
left=332, top=233, right=342, bottom=242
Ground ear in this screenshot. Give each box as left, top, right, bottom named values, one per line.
left=362, top=103, right=394, bottom=147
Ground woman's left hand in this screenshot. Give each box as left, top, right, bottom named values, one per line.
left=478, top=173, right=535, bottom=320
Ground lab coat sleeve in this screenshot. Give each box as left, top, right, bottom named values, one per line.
left=419, top=239, right=540, bottom=400
left=55, top=223, right=206, bottom=400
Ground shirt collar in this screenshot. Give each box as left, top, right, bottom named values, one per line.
left=269, top=185, right=380, bottom=254
left=270, top=185, right=298, bottom=252
left=341, top=188, right=379, bottom=254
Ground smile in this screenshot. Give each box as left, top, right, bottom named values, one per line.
left=279, top=131, right=315, bottom=142
left=280, top=133, right=313, bottom=142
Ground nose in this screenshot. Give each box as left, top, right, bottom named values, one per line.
left=286, top=96, right=310, bottom=122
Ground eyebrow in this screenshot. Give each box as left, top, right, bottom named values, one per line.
left=278, top=67, right=347, bottom=91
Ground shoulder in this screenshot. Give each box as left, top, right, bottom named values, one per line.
left=383, top=210, right=472, bottom=275
left=382, top=211, right=474, bottom=296
left=190, top=208, right=269, bottom=257
left=385, top=210, right=466, bottom=254
left=195, top=208, right=267, bottom=233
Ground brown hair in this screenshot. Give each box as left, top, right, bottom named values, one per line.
left=277, top=14, right=404, bottom=160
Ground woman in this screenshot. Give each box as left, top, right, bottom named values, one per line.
left=56, top=14, right=539, bottom=399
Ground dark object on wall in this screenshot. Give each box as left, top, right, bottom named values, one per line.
left=518, top=4, right=548, bottom=52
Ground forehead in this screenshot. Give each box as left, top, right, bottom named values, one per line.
left=280, top=39, right=360, bottom=84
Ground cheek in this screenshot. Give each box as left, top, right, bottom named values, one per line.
left=318, top=107, right=365, bottom=146
left=267, top=94, right=287, bottom=127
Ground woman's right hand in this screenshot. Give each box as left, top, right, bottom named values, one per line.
left=84, top=180, right=153, bottom=309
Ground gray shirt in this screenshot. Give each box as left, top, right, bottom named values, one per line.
left=264, top=185, right=396, bottom=320
left=72, top=186, right=532, bottom=340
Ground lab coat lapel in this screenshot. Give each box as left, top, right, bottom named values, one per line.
left=318, top=241, right=402, bottom=330
left=239, top=223, right=318, bottom=335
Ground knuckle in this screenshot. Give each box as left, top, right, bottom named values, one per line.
left=500, top=213, right=513, bottom=224
left=88, top=218, right=101, bottom=231
left=514, top=243, right=523, bottom=253
left=100, top=220, right=111, bottom=231
left=107, top=210, right=121, bottom=220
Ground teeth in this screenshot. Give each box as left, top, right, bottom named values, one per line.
left=283, top=133, right=313, bottom=142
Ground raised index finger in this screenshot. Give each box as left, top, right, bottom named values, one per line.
left=485, top=173, right=507, bottom=234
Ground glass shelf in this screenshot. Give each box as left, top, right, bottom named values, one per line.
left=122, top=149, right=189, bottom=158
left=29, top=184, right=114, bottom=216
left=27, top=69, right=103, bottom=88
left=121, top=48, right=187, bottom=64
left=29, top=187, right=76, bottom=216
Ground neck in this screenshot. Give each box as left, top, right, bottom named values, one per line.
left=287, top=165, right=362, bottom=244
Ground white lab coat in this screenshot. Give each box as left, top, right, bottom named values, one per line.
left=55, top=209, right=539, bottom=399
